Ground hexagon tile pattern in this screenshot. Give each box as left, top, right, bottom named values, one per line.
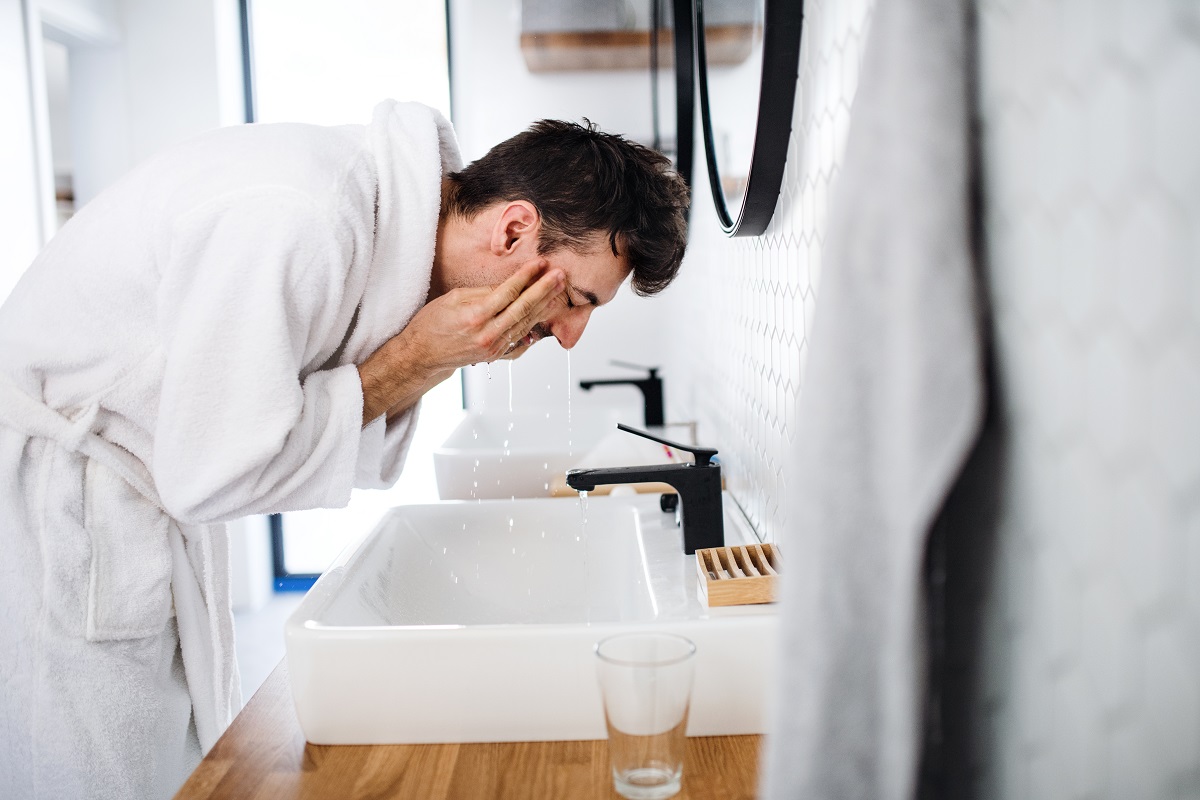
left=944, top=1, right=1200, bottom=798
left=661, top=0, right=875, bottom=548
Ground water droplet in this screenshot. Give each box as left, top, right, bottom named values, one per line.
left=543, top=462, right=549, bottom=470
left=543, top=482, right=550, bottom=491
left=474, top=459, right=480, bottom=467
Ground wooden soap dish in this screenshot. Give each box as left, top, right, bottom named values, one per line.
left=695, top=543, right=781, bottom=607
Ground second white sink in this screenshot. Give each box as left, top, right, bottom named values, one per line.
left=433, top=410, right=617, bottom=499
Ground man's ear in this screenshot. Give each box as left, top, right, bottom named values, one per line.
left=489, top=200, right=540, bottom=256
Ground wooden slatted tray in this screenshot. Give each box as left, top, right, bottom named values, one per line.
left=695, top=543, right=781, bottom=607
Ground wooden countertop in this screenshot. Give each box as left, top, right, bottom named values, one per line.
left=175, top=660, right=762, bottom=800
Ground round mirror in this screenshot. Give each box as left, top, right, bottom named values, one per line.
left=695, top=0, right=804, bottom=236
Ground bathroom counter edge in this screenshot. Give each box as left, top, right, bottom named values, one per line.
left=173, top=659, right=762, bottom=800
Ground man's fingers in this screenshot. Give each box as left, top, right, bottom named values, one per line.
left=490, top=270, right=564, bottom=344
left=496, top=289, right=567, bottom=349
left=481, top=260, right=546, bottom=319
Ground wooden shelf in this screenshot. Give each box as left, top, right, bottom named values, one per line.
left=520, top=23, right=757, bottom=72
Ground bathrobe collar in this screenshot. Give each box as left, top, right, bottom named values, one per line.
left=344, top=100, right=463, bottom=366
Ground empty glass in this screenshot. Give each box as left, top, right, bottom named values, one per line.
left=595, top=632, right=697, bottom=800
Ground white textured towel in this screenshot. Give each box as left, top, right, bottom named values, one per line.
left=761, top=0, right=983, bottom=798
left=0, top=100, right=461, bottom=799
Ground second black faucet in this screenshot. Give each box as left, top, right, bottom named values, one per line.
left=578, top=361, right=664, bottom=427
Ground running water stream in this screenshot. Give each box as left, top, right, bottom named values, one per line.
left=577, top=488, right=592, bottom=621
left=543, top=378, right=553, bottom=492
left=576, top=490, right=588, bottom=540
left=566, top=351, right=573, bottom=457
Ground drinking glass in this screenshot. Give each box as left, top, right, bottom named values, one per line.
left=595, top=632, right=696, bottom=800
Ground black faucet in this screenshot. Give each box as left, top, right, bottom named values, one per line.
left=579, top=361, right=664, bottom=427
left=566, top=424, right=723, bottom=555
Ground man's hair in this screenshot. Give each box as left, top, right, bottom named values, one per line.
left=445, top=120, right=689, bottom=296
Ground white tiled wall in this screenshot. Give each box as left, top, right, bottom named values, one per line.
left=944, top=1, right=1200, bottom=797
left=662, top=0, right=875, bottom=546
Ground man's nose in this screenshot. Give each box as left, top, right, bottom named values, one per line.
left=551, top=307, right=593, bottom=350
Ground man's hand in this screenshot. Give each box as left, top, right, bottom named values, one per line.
left=357, top=261, right=566, bottom=425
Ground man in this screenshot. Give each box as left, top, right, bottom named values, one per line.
left=0, top=100, right=689, bottom=799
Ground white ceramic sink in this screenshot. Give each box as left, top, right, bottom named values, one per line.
left=285, top=493, right=778, bottom=744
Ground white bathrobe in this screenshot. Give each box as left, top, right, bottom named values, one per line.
left=0, top=100, right=462, bottom=799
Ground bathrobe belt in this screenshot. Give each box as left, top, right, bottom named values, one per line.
left=0, top=375, right=232, bottom=751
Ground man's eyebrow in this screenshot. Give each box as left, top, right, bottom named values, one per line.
left=570, top=283, right=601, bottom=307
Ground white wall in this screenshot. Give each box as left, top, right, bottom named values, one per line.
left=42, top=38, right=70, bottom=177
left=2, top=0, right=244, bottom=298
left=120, top=0, right=237, bottom=161
left=659, top=0, right=872, bottom=543
left=0, top=0, right=45, bottom=300
left=450, top=0, right=661, bottom=161
left=38, top=0, right=119, bottom=42
left=66, top=0, right=243, bottom=207
left=448, top=0, right=671, bottom=425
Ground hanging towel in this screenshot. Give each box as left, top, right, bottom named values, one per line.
left=761, top=0, right=983, bottom=798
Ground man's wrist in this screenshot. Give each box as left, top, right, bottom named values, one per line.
left=357, top=331, right=435, bottom=427
left=357, top=361, right=389, bottom=425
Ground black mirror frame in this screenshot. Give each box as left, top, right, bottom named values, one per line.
left=673, top=0, right=696, bottom=198
left=694, top=0, right=804, bottom=236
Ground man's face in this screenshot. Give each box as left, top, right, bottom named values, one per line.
left=529, top=236, right=628, bottom=348
left=487, top=232, right=628, bottom=358
left=434, top=197, right=629, bottom=356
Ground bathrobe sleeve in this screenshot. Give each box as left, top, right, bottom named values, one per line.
left=152, top=187, right=372, bottom=524
left=354, top=406, right=420, bottom=490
